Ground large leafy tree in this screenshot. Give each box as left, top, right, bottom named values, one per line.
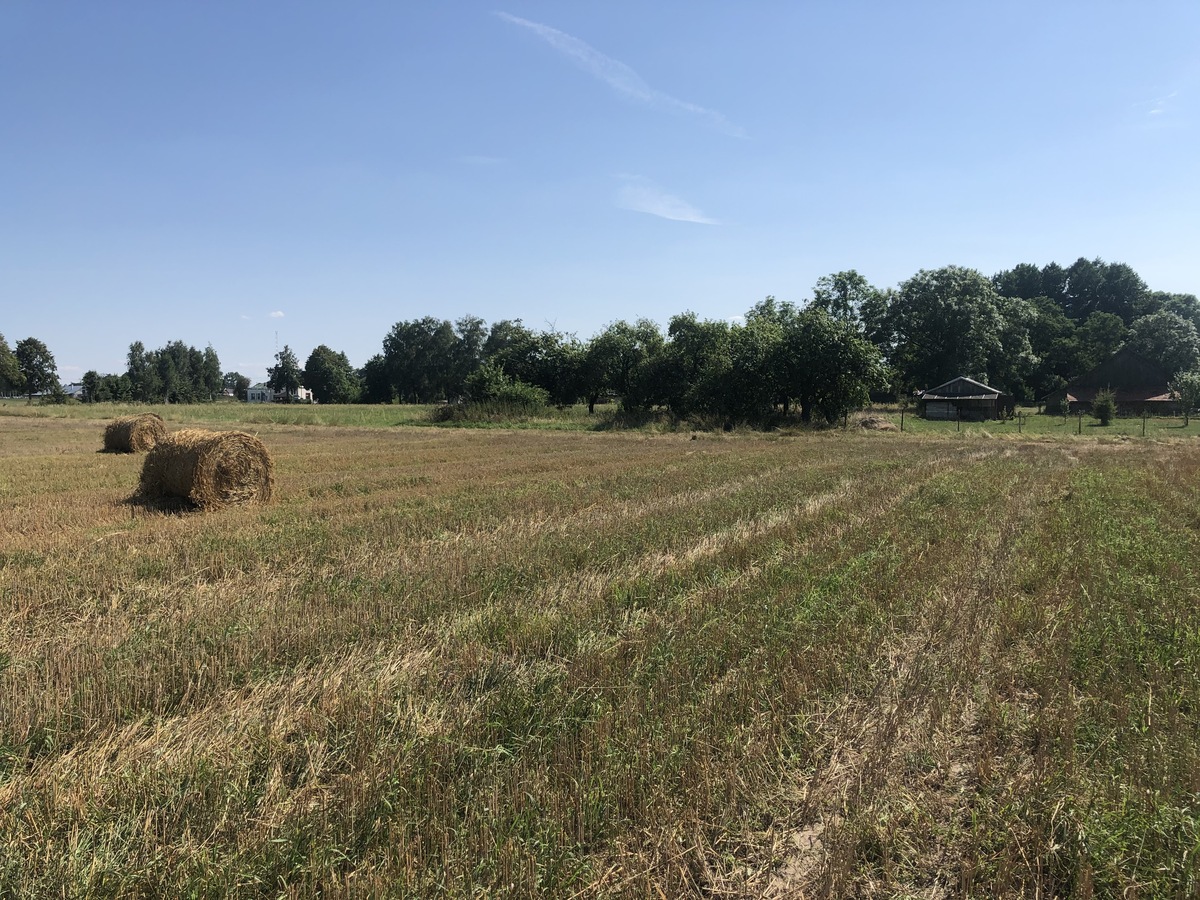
left=1171, top=369, right=1200, bottom=426
left=778, top=308, right=886, bottom=423
left=127, top=342, right=162, bottom=402
left=267, top=345, right=304, bottom=401
left=382, top=317, right=459, bottom=402
left=1062, top=257, right=1152, bottom=324
left=1153, top=292, right=1200, bottom=332
left=1076, top=312, right=1127, bottom=370
left=992, top=263, right=1048, bottom=301
left=359, top=354, right=394, bottom=404
left=584, top=319, right=665, bottom=412
left=1024, top=296, right=1084, bottom=398
left=658, top=313, right=731, bottom=417
left=304, top=345, right=360, bottom=403
left=726, top=316, right=782, bottom=421
left=201, top=346, right=223, bottom=400
left=14, top=337, right=58, bottom=400
left=223, top=371, right=251, bottom=401
left=1125, top=310, right=1200, bottom=376
left=882, top=266, right=1016, bottom=393
left=810, top=270, right=881, bottom=324
left=0, top=333, right=24, bottom=395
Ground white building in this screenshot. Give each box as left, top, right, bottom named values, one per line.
left=247, top=383, right=314, bottom=403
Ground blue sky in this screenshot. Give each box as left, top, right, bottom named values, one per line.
left=3, top=2, right=1198, bottom=384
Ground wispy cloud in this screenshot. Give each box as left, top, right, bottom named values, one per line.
left=616, top=175, right=717, bottom=224
left=496, top=12, right=746, bottom=138
left=1148, top=91, right=1178, bottom=115
left=269, top=310, right=285, bottom=318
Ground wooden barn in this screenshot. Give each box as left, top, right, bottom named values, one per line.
left=1044, top=347, right=1178, bottom=415
left=918, top=376, right=1013, bottom=421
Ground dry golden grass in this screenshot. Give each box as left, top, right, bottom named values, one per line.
left=1, top=414, right=1198, bottom=897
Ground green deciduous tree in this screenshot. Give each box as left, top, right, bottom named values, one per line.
left=382, top=317, right=459, bottom=402
left=811, top=270, right=881, bottom=324
left=1063, top=258, right=1152, bottom=325
left=658, top=313, right=731, bottom=418
left=223, top=372, right=251, bottom=401
left=780, top=308, right=886, bottom=423
left=15, top=337, right=58, bottom=401
left=1170, top=369, right=1200, bottom=426
left=882, top=266, right=1019, bottom=394
left=0, top=333, right=24, bottom=395
left=584, top=319, right=665, bottom=412
left=267, top=345, right=304, bottom=401
left=359, top=354, right=394, bottom=404
left=1125, top=310, right=1200, bottom=377
left=304, top=345, right=360, bottom=403
left=1091, top=388, right=1117, bottom=426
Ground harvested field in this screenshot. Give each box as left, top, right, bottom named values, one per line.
left=1, top=414, right=1198, bottom=897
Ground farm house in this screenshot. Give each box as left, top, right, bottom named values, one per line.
left=917, top=376, right=1013, bottom=421
left=1044, top=347, right=1178, bottom=415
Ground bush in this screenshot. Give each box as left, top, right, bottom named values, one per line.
left=1091, top=388, right=1117, bottom=426
left=464, top=363, right=549, bottom=408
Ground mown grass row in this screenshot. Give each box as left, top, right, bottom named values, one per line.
left=1, top=417, right=1197, bottom=896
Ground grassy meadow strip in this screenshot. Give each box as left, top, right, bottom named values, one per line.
left=1, top=415, right=1198, bottom=896
left=4, top=397, right=1200, bottom=439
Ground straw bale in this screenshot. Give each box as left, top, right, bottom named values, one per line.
left=138, top=429, right=274, bottom=509
left=859, top=416, right=899, bottom=432
left=103, top=414, right=167, bottom=453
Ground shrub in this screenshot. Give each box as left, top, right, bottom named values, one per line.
left=1091, top=388, right=1117, bottom=426
left=464, top=362, right=549, bottom=408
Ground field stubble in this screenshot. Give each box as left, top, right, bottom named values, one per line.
left=1, top=415, right=1198, bottom=897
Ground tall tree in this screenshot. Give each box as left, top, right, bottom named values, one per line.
left=0, top=333, right=23, bottom=395
left=810, top=270, right=880, bottom=323
left=778, top=308, right=886, bottom=423
left=267, top=345, right=304, bottom=401
left=126, top=343, right=162, bottom=403
left=382, top=317, right=459, bottom=402
left=1076, top=312, right=1127, bottom=370
left=304, top=345, right=360, bottom=403
left=359, top=354, right=394, bottom=404
left=201, top=346, right=223, bottom=400
left=14, top=337, right=58, bottom=400
left=1062, top=257, right=1152, bottom=324
left=1125, top=310, right=1200, bottom=376
left=584, top=319, right=664, bottom=412
left=659, top=313, right=731, bottom=417
left=223, top=372, right=251, bottom=401
left=453, top=315, right=487, bottom=390
left=1171, top=369, right=1200, bottom=426
left=992, top=263, right=1047, bottom=301
left=882, top=266, right=1015, bottom=392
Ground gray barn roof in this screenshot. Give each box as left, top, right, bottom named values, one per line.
left=919, top=376, right=1004, bottom=401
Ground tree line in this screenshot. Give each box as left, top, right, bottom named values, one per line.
left=7, top=257, right=1199, bottom=421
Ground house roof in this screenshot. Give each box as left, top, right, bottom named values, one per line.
left=919, top=376, right=1005, bottom=401
left=1065, top=387, right=1175, bottom=404
left=1065, top=347, right=1170, bottom=390
left=1044, top=347, right=1174, bottom=403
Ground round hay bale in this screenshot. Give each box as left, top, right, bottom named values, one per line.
left=138, top=429, right=274, bottom=509
left=103, top=414, right=167, bottom=453
left=859, top=416, right=899, bottom=432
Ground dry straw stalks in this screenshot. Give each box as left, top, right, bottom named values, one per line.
left=102, top=413, right=167, bottom=453
left=137, top=428, right=274, bottom=509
